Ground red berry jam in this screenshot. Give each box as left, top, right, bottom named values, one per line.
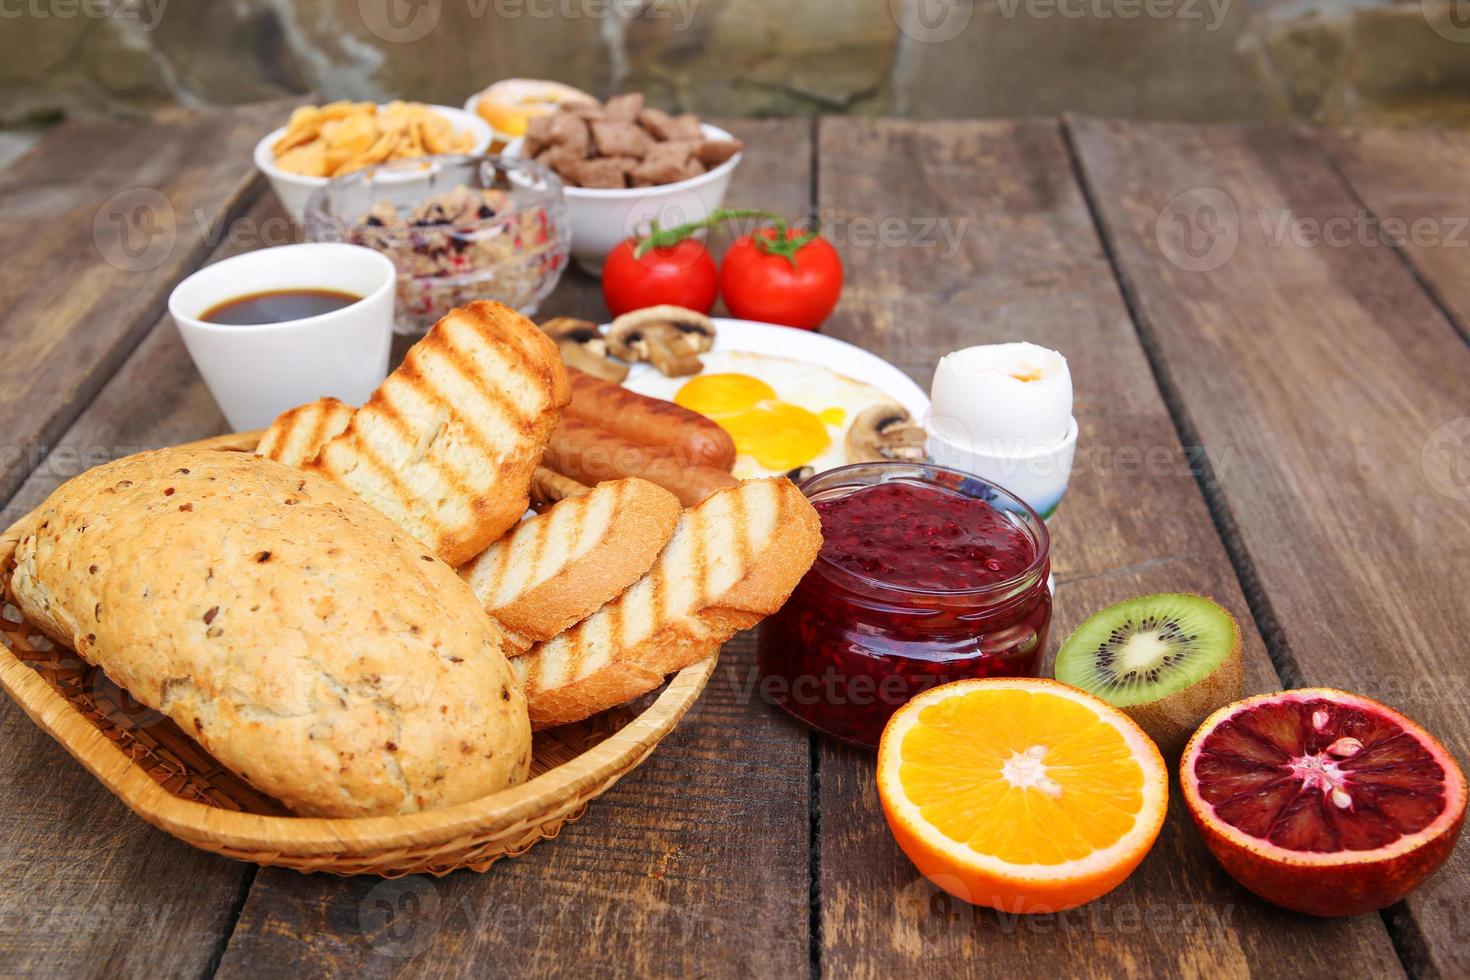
left=819, top=482, right=1036, bottom=589
left=757, top=463, right=1051, bottom=748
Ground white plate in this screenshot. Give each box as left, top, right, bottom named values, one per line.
left=611, top=317, right=931, bottom=418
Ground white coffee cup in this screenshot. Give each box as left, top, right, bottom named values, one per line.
left=169, top=243, right=395, bottom=432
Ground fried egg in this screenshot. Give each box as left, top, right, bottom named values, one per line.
left=623, top=351, right=897, bottom=479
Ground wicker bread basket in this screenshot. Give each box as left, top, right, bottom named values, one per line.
left=0, top=432, right=717, bottom=877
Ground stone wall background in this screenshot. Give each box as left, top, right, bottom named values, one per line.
left=4, top=0, right=1470, bottom=130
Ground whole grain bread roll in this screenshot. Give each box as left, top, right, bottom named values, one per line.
left=9, top=446, right=531, bottom=818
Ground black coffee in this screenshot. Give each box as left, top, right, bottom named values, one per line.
left=201, top=288, right=362, bottom=325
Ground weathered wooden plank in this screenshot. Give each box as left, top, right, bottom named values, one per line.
left=215, top=119, right=816, bottom=980
left=1069, top=115, right=1470, bottom=977
left=0, top=191, right=294, bottom=979
left=814, top=117, right=1403, bottom=976
left=1315, top=127, right=1470, bottom=342
left=0, top=99, right=302, bottom=510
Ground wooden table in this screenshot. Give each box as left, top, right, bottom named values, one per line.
left=1, top=101, right=1467, bottom=979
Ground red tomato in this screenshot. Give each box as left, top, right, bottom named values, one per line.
left=720, top=227, right=843, bottom=330
left=601, top=237, right=718, bottom=317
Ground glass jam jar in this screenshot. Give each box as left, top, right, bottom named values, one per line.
left=756, top=462, right=1052, bottom=748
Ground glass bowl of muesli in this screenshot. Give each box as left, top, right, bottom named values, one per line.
left=304, top=154, right=570, bottom=334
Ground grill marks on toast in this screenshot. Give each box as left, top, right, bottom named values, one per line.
left=309, top=301, right=570, bottom=567
left=256, top=398, right=355, bottom=468
left=513, top=477, right=822, bottom=728
left=461, top=478, right=682, bottom=653
left=509, top=483, right=613, bottom=602
left=465, top=481, right=617, bottom=606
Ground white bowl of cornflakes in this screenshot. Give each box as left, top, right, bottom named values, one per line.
left=255, top=102, right=494, bottom=223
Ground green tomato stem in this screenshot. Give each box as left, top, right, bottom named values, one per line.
left=754, top=220, right=821, bottom=268
left=632, top=208, right=783, bottom=258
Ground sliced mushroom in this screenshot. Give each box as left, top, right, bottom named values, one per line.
left=540, top=316, right=629, bottom=384
left=846, top=405, right=928, bottom=463
left=605, top=305, right=716, bottom=377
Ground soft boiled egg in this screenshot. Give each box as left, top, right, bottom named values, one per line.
left=927, top=342, right=1072, bottom=451
left=624, top=350, right=896, bottom=478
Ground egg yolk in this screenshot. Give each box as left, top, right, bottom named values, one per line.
left=675, top=373, right=834, bottom=472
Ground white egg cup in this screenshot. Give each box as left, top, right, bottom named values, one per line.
left=925, top=417, right=1079, bottom=522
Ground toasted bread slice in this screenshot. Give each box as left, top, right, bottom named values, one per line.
left=259, top=398, right=583, bottom=512
left=512, top=477, right=822, bottom=728
left=309, top=301, right=571, bottom=567
left=461, top=478, right=682, bottom=654
left=256, top=397, right=356, bottom=468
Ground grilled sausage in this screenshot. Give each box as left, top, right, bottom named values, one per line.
left=544, top=419, right=738, bottom=506
left=565, top=369, right=737, bottom=471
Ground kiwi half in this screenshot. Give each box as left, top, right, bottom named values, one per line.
left=1054, top=593, right=1243, bottom=758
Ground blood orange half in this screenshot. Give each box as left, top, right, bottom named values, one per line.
left=1181, top=688, right=1466, bottom=917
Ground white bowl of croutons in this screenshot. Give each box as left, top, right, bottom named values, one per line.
left=255, top=103, right=494, bottom=224
left=504, top=103, right=742, bottom=276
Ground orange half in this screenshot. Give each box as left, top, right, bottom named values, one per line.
left=877, top=678, right=1168, bottom=913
